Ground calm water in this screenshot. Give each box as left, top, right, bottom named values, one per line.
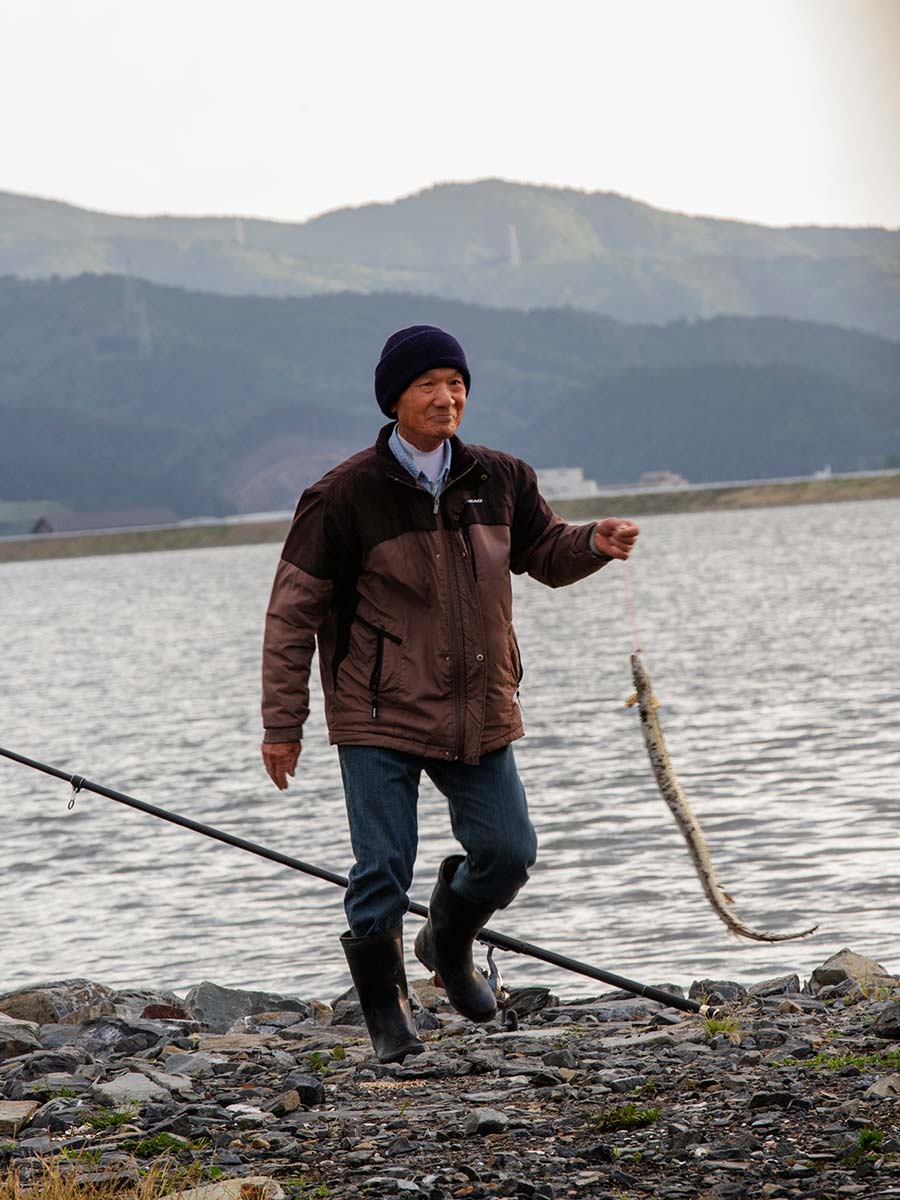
left=2, top=500, right=899, bottom=1003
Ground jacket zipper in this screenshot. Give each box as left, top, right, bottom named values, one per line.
left=353, top=614, right=402, bottom=719
left=435, top=502, right=467, bottom=760
left=387, top=466, right=480, bottom=756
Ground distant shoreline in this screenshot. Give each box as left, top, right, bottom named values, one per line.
left=553, top=470, right=900, bottom=519
left=1, top=473, right=898, bottom=564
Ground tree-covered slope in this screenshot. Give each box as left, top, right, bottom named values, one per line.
left=2, top=275, right=897, bottom=516
left=2, top=180, right=897, bottom=338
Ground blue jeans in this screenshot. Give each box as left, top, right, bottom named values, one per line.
left=338, top=744, right=538, bottom=938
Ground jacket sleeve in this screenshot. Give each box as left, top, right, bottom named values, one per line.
left=261, top=487, right=336, bottom=743
left=509, top=460, right=612, bottom=588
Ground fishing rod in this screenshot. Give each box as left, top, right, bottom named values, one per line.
left=0, top=745, right=713, bottom=1016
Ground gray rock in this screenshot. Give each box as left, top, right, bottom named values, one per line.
left=753, top=1026, right=786, bottom=1049
left=671, top=1042, right=713, bottom=1060
left=864, top=1073, right=900, bottom=1098
left=0, top=1014, right=41, bottom=1061
left=162, top=1052, right=218, bottom=1077
left=688, top=980, right=748, bottom=1005
left=37, top=1023, right=87, bottom=1049
left=132, top=1066, right=196, bottom=1096
left=873, top=1001, right=900, bottom=1040
left=595, top=984, right=685, bottom=1002
left=223, top=1102, right=272, bottom=1126
left=282, top=1072, right=326, bottom=1106
left=503, top=987, right=558, bottom=1016
left=330, top=986, right=366, bottom=1027
left=552, top=998, right=662, bottom=1023
left=264, top=1089, right=301, bottom=1116
left=108, top=988, right=186, bottom=1019
left=542, top=1048, right=576, bottom=1069
left=606, top=1074, right=648, bottom=1093
left=816, top=980, right=858, bottom=1002
left=79, top=1017, right=188, bottom=1056
left=747, top=1090, right=810, bottom=1111
left=231, top=1009, right=312, bottom=1034
left=12, top=1072, right=93, bottom=1100
left=94, top=1071, right=173, bottom=1105
left=808, top=948, right=897, bottom=996
left=2, top=1047, right=90, bottom=1081
left=14, top=1134, right=53, bottom=1153
left=464, top=1108, right=509, bottom=1135
left=183, top=981, right=311, bottom=1034
left=747, top=974, right=801, bottom=998
left=0, top=979, right=115, bottom=1025
left=414, top=1009, right=440, bottom=1032
left=26, top=1096, right=91, bottom=1132
left=598, top=1031, right=676, bottom=1051
left=665, top=1122, right=707, bottom=1151
left=0, top=1100, right=39, bottom=1136
left=780, top=1039, right=815, bottom=1059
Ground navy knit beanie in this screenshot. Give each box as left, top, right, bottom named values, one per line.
left=374, top=325, right=470, bottom=417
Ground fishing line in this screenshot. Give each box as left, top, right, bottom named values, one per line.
left=621, top=560, right=643, bottom=654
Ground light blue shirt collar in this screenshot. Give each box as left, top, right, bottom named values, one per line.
left=388, top=424, right=452, bottom=497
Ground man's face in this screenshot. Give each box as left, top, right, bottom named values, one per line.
left=392, top=367, right=467, bottom=449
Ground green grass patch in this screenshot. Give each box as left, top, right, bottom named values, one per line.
left=629, top=1078, right=658, bottom=1099
left=284, top=1178, right=329, bottom=1198
left=589, top=1103, right=662, bottom=1133
left=120, top=1132, right=198, bottom=1158
left=703, top=1013, right=741, bottom=1036
left=304, top=1051, right=333, bottom=1075
left=57, top=1149, right=101, bottom=1164
left=845, top=1126, right=885, bottom=1166
left=85, top=1107, right=135, bottom=1130
left=35, top=1087, right=79, bottom=1100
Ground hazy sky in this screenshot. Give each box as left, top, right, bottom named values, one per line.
left=2, top=0, right=898, bottom=228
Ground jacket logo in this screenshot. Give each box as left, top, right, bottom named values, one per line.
left=465, top=498, right=484, bottom=504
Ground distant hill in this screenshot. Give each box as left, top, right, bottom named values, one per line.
left=520, top=364, right=900, bottom=482
left=2, top=180, right=898, bottom=339
left=1, top=275, right=897, bottom=516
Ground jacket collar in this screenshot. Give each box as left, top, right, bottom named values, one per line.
left=376, top=422, right=488, bottom=489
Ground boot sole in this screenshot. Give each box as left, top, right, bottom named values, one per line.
left=379, top=1039, right=426, bottom=1065
left=414, top=925, right=496, bottom=1023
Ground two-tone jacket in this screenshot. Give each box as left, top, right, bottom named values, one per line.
left=262, top=423, right=611, bottom=765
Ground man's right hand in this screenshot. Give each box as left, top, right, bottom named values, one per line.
left=261, top=741, right=301, bottom=790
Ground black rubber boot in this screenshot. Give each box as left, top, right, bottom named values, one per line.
left=414, top=855, right=497, bottom=1023
left=340, top=926, right=426, bottom=1064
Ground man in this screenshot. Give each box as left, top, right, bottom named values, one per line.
left=261, top=325, right=638, bottom=1063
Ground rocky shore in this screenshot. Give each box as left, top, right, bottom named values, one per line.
left=2, top=948, right=900, bottom=1199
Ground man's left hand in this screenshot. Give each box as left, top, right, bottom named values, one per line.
left=594, top=518, right=640, bottom=560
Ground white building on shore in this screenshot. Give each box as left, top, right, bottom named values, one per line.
left=535, top=467, right=601, bottom=499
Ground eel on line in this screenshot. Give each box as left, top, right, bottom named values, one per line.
left=627, top=652, right=817, bottom=943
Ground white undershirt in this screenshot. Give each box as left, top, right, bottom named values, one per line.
left=396, top=431, right=448, bottom=483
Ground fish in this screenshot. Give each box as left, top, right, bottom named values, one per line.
left=627, top=652, right=817, bottom=943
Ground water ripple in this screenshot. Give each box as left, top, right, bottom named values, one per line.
left=2, top=500, right=899, bottom=998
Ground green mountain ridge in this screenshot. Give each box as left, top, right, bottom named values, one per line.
left=2, top=274, right=897, bottom=519
left=2, top=180, right=898, bottom=338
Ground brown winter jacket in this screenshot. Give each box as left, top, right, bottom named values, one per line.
left=262, top=423, right=611, bottom=764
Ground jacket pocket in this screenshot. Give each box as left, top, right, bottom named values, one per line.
left=462, top=524, right=479, bottom=581
left=354, top=614, right=403, bottom=719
